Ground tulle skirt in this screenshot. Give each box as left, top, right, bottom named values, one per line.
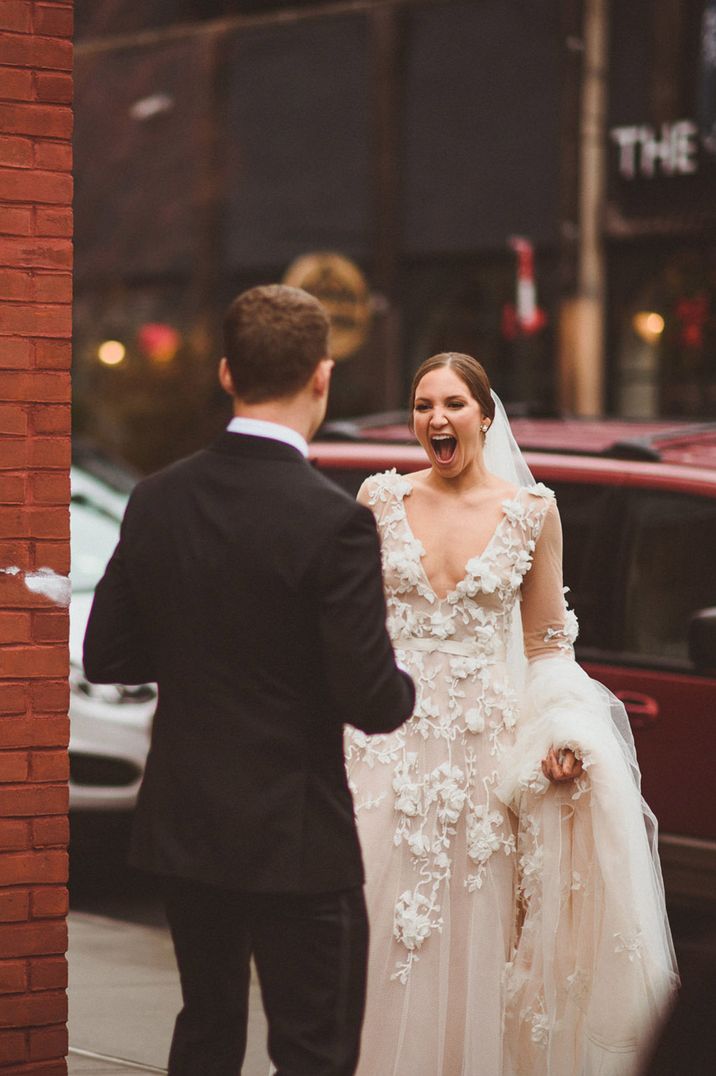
left=351, top=657, right=678, bottom=1076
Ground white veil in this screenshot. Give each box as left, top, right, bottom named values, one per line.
left=482, top=390, right=535, bottom=490
left=482, top=391, right=533, bottom=695
left=482, top=392, right=678, bottom=1072
left=481, top=390, right=656, bottom=804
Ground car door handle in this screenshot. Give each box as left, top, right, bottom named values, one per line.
left=615, top=691, right=660, bottom=729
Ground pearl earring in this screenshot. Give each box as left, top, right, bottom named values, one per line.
left=481, top=423, right=489, bottom=433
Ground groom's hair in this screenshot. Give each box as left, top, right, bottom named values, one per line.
left=223, top=284, right=330, bottom=403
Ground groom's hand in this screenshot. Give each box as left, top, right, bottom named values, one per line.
left=541, top=746, right=583, bottom=783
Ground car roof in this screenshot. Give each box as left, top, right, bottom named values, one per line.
left=309, top=440, right=716, bottom=496
left=71, top=465, right=128, bottom=521
left=72, top=436, right=139, bottom=494
left=318, top=412, right=716, bottom=470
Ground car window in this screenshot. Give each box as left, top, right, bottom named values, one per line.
left=548, top=482, right=618, bottom=652
left=621, top=491, right=716, bottom=665
left=70, top=496, right=121, bottom=592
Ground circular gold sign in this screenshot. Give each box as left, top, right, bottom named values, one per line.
left=283, top=252, right=371, bottom=361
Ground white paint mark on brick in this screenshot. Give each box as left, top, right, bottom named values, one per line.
left=24, top=568, right=71, bottom=606
left=1, top=566, right=71, bottom=606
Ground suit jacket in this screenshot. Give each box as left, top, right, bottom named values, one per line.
left=83, top=432, right=415, bottom=893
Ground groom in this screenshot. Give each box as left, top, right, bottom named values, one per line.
left=83, top=284, right=415, bottom=1076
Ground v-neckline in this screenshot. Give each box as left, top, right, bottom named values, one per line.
left=399, top=481, right=516, bottom=603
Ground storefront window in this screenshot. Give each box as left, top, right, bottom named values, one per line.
left=73, top=284, right=229, bottom=474
left=402, top=255, right=557, bottom=414
left=612, top=245, right=716, bottom=418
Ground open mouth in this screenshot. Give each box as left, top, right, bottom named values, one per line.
left=430, top=435, right=457, bottom=463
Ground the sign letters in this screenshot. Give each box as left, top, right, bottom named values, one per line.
left=610, top=120, right=699, bottom=179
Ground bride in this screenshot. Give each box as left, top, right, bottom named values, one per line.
left=346, top=353, right=678, bottom=1076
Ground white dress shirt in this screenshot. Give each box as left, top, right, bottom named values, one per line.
left=226, top=416, right=309, bottom=458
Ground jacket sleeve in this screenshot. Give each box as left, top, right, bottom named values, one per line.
left=318, top=501, right=415, bottom=734
left=83, top=490, right=157, bottom=686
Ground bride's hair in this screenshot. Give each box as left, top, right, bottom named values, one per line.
left=408, top=352, right=496, bottom=431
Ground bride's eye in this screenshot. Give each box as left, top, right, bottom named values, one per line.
left=414, top=403, right=431, bottom=412
left=448, top=401, right=465, bottom=409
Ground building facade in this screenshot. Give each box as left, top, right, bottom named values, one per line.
left=73, top=0, right=716, bottom=474
left=607, top=0, right=716, bottom=418
left=0, top=1, right=73, bottom=1072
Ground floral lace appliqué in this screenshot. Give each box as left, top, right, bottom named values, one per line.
left=614, top=930, right=643, bottom=962
left=345, top=474, right=568, bottom=984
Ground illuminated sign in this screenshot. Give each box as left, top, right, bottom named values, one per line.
left=610, top=120, right=700, bottom=179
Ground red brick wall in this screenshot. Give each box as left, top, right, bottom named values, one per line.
left=0, top=2, right=72, bottom=1072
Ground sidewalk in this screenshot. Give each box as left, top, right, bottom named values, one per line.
left=68, top=911, right=270, bottom=1075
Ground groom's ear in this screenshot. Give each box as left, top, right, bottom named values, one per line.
left=218, top=357, right=235, bottom=397
left=312, top=357, right=334, bottom=398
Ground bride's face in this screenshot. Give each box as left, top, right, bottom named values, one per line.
left=413, top=366, right=486, bottom=477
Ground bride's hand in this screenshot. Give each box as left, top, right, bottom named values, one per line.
left=541, top=746, right=583, bottom=783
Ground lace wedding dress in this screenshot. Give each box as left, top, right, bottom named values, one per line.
left=346, top=470, right=677, bottom=1076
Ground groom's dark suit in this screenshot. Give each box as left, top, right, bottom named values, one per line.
left=83, top=430, right=415, bottom=1075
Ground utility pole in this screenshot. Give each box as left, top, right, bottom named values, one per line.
left=370, top=4, right=404, bottom=410
left=559, top=0, right=609, bottom=415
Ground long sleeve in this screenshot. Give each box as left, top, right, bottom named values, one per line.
left=83, top=490, right=157, bottom=686
left=318, top=502, right=415, bottom=735
left=497, top=495, right=595, bottom=805
left=520, top=499, right=578, bottom=663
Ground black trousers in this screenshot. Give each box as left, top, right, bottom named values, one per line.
left=161, top=876, right=368, bottom=1076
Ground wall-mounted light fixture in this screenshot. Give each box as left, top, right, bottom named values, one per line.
left=632, top=311, right=665, bottom=344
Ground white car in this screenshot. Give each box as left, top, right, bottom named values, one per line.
left=69, top=466, right=155, bottom=810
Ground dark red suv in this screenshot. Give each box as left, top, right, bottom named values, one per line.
left=311, top=417, right=716, bottom=905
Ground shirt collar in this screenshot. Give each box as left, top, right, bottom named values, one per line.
left=226, top=416, right=309, bottom=458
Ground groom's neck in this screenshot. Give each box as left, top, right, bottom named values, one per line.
left=231, top=396, right=314, bottom=443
